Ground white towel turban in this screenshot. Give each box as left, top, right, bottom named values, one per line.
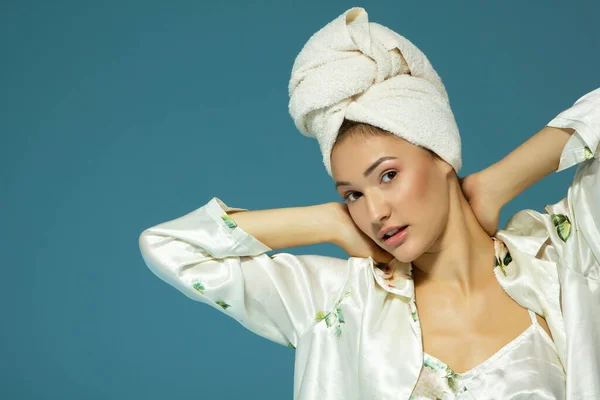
left=288, top=7, right=462, bottom=177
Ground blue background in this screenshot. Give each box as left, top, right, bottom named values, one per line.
left=1, top=1, right=598, bottom=398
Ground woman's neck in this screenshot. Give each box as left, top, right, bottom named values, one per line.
left=411, top=179, right=496, bottom=298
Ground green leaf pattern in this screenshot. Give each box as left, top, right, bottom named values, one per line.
left=192, top=281, right=206, bottom=294
left=216, top=300, right=231, bottom=310
left=584, top=145, right=593, bottom=160
left=221, top=214, right=237, bottom=229
left=492, top=238, right=513, bottom=276
left=408, top=299, right=419, bottom=323
left=314, top=290, right=351, bottom=337
left=551, top=213, right=572, bottom=242
left=315, top=311, right=327, bottom=322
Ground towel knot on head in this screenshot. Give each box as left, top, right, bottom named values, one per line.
left=288, top=7, right=462, bottom=176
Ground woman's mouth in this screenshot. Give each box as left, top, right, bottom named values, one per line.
left=382, top=226, right=408, bottom=247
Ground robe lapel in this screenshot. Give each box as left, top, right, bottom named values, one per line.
left=358, top=258, right=421, bottom=399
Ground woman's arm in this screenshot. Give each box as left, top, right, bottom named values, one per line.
left=482, top=126, right=575, bottom=208
left=229, top=202, right=393, bottom=263
left=463, top=88, right=600, bottom=234
left=459, top=125, right=575, bottom=235
left=226, top=203, right=341, bottom=250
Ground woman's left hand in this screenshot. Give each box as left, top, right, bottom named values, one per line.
left=459, top=171, right=503, bottom=236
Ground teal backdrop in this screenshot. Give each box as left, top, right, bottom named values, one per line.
left=1, top=1, right=598, bottom=398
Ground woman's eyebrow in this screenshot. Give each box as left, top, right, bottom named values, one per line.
left=335, top=156, right=398, bottom=188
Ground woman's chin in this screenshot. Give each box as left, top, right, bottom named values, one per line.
left=389, top=243, right=415, bottom=264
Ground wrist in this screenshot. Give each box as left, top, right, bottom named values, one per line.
left=325, top=202, right=350, bottom=247
left=477, top=165, right=513, bottom=208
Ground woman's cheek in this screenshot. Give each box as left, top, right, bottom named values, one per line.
left=404, top=170, right=429, bottom=200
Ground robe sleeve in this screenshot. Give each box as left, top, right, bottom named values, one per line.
left=546, top=87, right=600, bottom=279
left=138, top=197, right=350, bottom=348
left=545, top=88, right=600, bottom=398
left=550, top=88, right=600, bottom=173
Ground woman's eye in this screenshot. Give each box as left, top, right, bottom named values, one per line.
left=382, top=171, right=397, bottom=183
left=344, top=192, right=361, bottom=202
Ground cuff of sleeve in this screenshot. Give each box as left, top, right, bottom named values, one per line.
left=204, top=197, right=273, bottom=256
left=547, top=88, right=600, bottom=172
left=551, top=118, right=598, bottom=172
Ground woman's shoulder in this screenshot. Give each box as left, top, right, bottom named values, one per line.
left=496, top=194, right=572, bottom=262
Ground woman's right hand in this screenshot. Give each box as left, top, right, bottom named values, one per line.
left=330, top=202, right=395, bottom=264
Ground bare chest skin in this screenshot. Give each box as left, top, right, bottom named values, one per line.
left=414, top=273, right=553, bottom=374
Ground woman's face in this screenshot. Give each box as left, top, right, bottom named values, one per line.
left=331, top=132, right=453, bottom=263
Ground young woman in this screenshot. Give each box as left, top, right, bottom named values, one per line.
left=139, top=7, right=599, bottom=399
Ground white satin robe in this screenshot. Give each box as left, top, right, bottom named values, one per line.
left=139, top=88, right=600, bottom=399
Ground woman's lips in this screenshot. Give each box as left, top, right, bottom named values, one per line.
left=383, top=226, right=408, bottom=247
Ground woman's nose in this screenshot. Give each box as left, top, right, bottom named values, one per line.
left=365, top=193, right=390, bottom=224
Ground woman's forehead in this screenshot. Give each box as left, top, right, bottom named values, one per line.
left=331, top=134, right=431, bottom=179
left=333, top=135, right=415, bottom=164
